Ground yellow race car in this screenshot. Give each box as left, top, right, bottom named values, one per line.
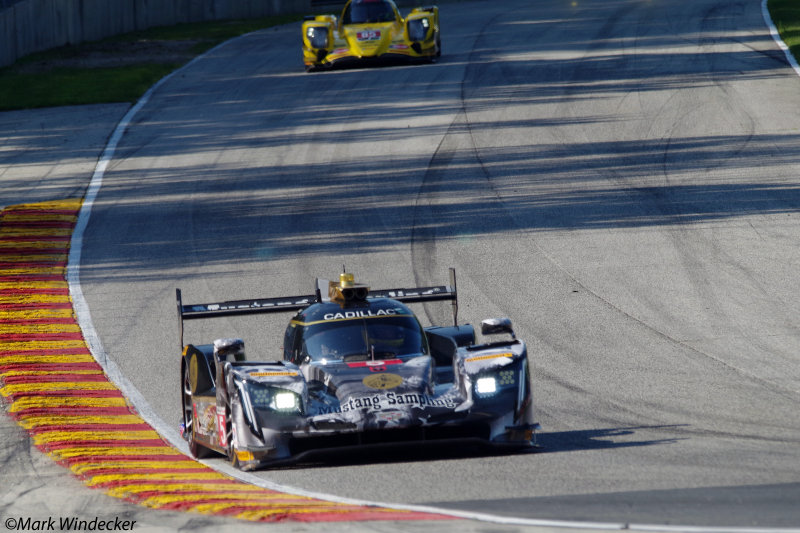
left=302, top=0, right=440, bottom=71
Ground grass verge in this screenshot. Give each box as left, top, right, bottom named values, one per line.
left=0, top=14, right=301, bottom=111
left=768, top=0, right=800, bottom=64
left=0, top=65, right=181, bottom=110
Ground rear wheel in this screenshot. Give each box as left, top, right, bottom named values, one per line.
left=182, top=365, right=213, bottom=459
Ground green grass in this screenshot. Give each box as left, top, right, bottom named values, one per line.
left=0, top=14, right=302, bottom=111
left=117, top=15, right=301, bottom=44
left=768, top=0, right=800, bottom=64
left=0, top=65, right=181, bottom=110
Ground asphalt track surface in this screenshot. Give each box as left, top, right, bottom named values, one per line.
left=4, top=0, right=800, bottom=530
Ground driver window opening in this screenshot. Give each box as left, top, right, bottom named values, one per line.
left=300, top=317, right=427, bottom=362
left=343, top=1, right=396, bottom=25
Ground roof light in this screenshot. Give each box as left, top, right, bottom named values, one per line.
left=329, top=272, right=370, bottom=303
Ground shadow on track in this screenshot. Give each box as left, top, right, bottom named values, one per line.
left=535, top=425, right=686, bottom=453
left=73, top=0, right=800, bottom=285
left=250, top=425, right=679, bottom=471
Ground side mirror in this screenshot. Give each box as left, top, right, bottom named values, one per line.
left=214, top=338, right=245, bottom=362
left=480, top=317, right=516, bottom=340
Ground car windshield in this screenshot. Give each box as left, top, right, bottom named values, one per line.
left=344, top=1, right=396, bottom=24
left=301, top=316, right=426, bottom=361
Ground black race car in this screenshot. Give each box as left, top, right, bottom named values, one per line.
left=177, top=269, right=539, bottom=470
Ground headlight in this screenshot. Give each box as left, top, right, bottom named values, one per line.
left=407, top=18, right=429, bottom=42
left=306, top=26, right=329, bottom=49
left=273, top=391, right=299, bottom=411
left=475, top=376, right=498, bottom=396
left=246, top=381, right=302, bottom=414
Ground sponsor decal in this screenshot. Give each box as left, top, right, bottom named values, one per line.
left=249, top=371, right=299, bottom=377
left=375, top=410, right=406, bottom=425
left=316, top=391, right=456, bottom=414
left=465, top=352, right=513, bottom=363
left=323, top=308, right=407, bottom=321
left=390, top=44, right=410, bottom=50
left=363, top=373, right=403, bottom=390
left=347, top=359, right=402, bottom=369
left=194, top=403, right=216, bottom=436
left=357, top=30, right=381, bottom=40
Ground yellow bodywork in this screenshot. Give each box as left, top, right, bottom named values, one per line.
left=302, top=0, right=440, bottom=71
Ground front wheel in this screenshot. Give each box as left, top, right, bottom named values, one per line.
left=224, top=400, right=241, bottom=469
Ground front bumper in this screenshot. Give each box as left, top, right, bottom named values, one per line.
left=304, top=42, right=438, bottom=70
left=236, top=414, right=539, bottom=470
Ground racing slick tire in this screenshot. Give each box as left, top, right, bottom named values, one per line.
left=182, top=365, right=214, bottom=459
left=224, top=400, right=240, bottom=469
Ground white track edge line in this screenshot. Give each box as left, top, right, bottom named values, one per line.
left=62, top=86, right=626, bottom=531
left=63, top=48, right=625, bottom=530
left=64, top=14, right=800, bottom=533
left=761, top=0, right=800, bottom=77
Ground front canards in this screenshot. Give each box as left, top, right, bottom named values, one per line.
left=178, top=270, right=539, bottom=470
left=302, top=0, right=441, bottom=71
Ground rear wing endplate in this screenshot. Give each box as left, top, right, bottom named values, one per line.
left=177, top=268, right=458, bottom=348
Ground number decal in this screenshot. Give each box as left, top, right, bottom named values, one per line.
left=357, top=30, right=381, bottom=41
left=217, top=412, right=226, bottom=447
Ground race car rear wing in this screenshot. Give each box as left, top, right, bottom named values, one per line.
left=177, top=268, right=458, bottom=348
